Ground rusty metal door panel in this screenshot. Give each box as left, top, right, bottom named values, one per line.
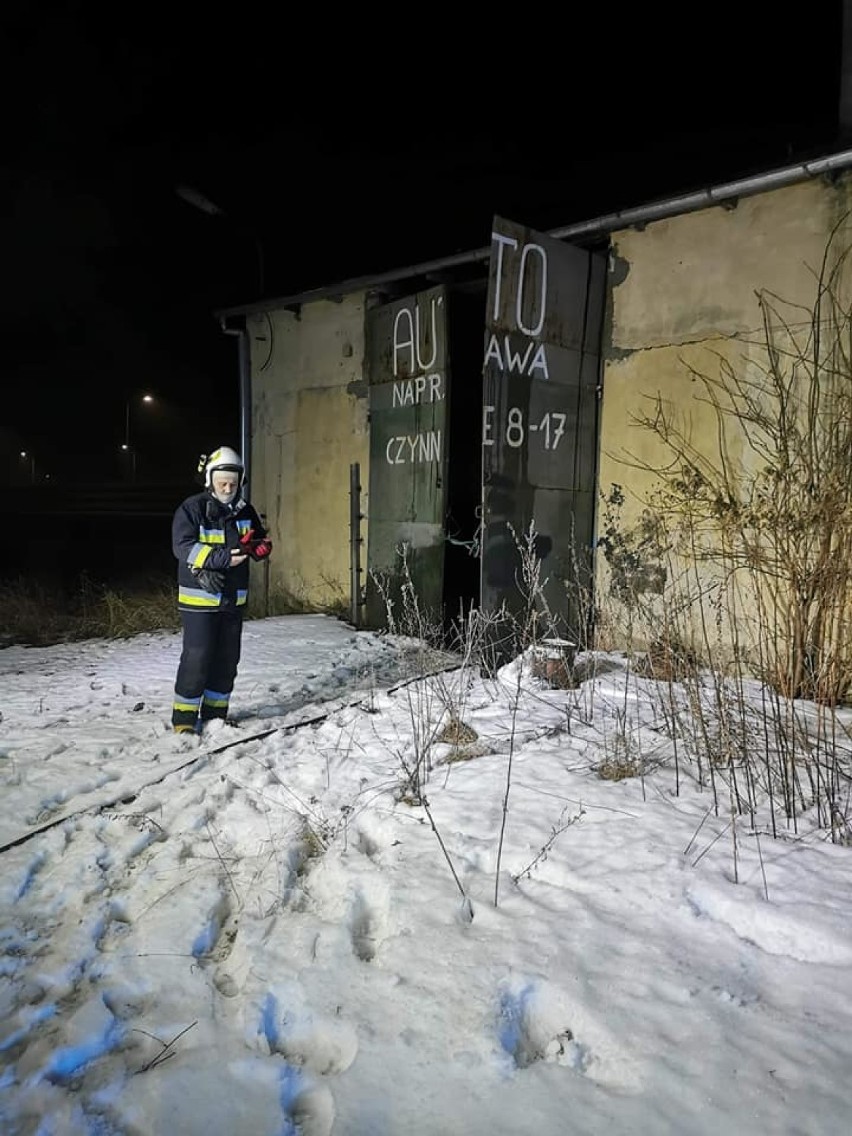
left=365, top=286, right=448, bottom=629
left=481, top=218, right=605, bottom=642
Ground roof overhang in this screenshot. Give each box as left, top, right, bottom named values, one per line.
left=215, top=147, right=852, bottom=323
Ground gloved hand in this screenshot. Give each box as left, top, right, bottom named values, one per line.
left=250, top=537, right=272, bottom=561
left=192, top=567, right=226, bottom=594
left=239, top=528, right=273, bottom=561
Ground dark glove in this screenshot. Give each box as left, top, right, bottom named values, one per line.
left=192, top=567, right=226, bottom=594
left=202, top=547, right=232, bottom=571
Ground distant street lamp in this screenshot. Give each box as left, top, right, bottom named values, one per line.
left=120, top=443, right=137, bottom=482
left=122, top=393, right=154, bottom=483
left=19, top=450, right=35, bottom=484
left=125, top=392, right=155, bottom=449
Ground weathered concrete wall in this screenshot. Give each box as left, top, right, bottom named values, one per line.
left=244, top=171, right=852, bottom=656
left=597, top=173, right=852, bottom=653
left=247, top=294, right=369, bottom=609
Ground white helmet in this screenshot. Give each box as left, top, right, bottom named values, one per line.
left=203, top=446, right=244, bottom=488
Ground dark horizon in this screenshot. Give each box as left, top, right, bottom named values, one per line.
left=0, top=7, right=844, bottom=486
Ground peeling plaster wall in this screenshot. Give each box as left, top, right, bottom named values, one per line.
left=243, top=173, right=852, bottom=642
left=247, top=294, right=369, bottom=609
left=597, top=173, right=852, bottom=649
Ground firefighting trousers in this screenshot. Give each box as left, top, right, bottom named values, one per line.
left=172, top=610, right=243, bottom=730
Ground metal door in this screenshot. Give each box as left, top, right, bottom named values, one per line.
left=365, top=285, right=449, bottom=630
left=481, top=217, right=606, bottom=645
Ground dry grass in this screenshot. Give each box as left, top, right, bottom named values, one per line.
left=435, top=716, right=479, bottom=745
left=440, top=742, right=492, bottom=764
left=0, top=574, right=180, bottom=646
left=636, top=636, right=699, bottom=682
left=595, top=755, right=643, bottom=782
left=0, top=574, right=355, bottom=649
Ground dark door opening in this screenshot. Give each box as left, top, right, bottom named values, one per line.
left=442, top=285, right=486, bottom=637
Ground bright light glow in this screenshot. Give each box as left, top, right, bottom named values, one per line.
left=142, top=394, right=154, bottom=404
left=19, top=450, right=27, bottom=458
left=121, top=444, right=129, bottom=451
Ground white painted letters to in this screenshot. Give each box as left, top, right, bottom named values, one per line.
left=385, top=430, right=442, bottom=465
left=517, top=243, right=547, bottom=337
left=490, top=232, right=519, bottom=323
left=487, top=229, right=550, bottom=378
left=490, top=231, right=548, bottom=336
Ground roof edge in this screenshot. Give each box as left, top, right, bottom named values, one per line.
left=215, top=147, right=852, bottom=322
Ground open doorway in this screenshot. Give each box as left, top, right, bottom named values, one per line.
left=442, top=284, right=486, bottom=635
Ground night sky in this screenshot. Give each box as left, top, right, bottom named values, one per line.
left=1, top=6, right=843, bottom=485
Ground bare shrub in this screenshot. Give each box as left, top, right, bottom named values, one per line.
left=593, top=225, right=852, bottom=844
left=626, top=220, right=852, bottom=707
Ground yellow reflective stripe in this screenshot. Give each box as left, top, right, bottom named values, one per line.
left=199, top=528, right=225, bottom=544
left=188, top=543, right=212, bottom=568
left=179, top=588, right=220, bottom=607
left=173, top=700, right=201, bottom=712
left=236, top=519, right=252, bottom=536
left=236, top=589, right=248, bottom=605
left=202, top=697, right=229, bottom=708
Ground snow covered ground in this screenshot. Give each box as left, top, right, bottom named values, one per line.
left=1, top=614, right=851, bottom=1135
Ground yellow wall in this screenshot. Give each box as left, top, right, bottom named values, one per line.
left=597, top=173, right=852, bottom=651
left=247, top=294, right=370, bottom=609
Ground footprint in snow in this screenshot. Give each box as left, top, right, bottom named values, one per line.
left=496, top=976, right=641, bottom=1090
left=193, top=889, right=237, bottom=964
left=350, top=886, right=389, bottom=963
left=14, top=850, right=48, bottom=902
left=190, top=885, right=247, bottom=998
left=93, top=900, right=133, bottom=953
left=259, top=993, right=358, bottom=1075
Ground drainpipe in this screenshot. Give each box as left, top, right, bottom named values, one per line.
left=548, top=150, right=852, bottom=244
left=219, top=317, right=251, bottom=484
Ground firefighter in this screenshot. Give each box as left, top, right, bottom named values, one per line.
left=171, top=446, right=272, bottom=733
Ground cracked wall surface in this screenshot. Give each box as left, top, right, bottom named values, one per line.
left=596, top=172, right=852, bottom=650
left=600, top=173, right=852, bottom=522
left=248, top=295, right=370, bottom=610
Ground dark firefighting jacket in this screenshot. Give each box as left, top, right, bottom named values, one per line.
left=172, top=490, right=267, bottom=612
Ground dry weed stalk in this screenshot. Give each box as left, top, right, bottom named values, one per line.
left=628, top=222, right=852, bottom=707
left=596, top=222, right=852, bottom=843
